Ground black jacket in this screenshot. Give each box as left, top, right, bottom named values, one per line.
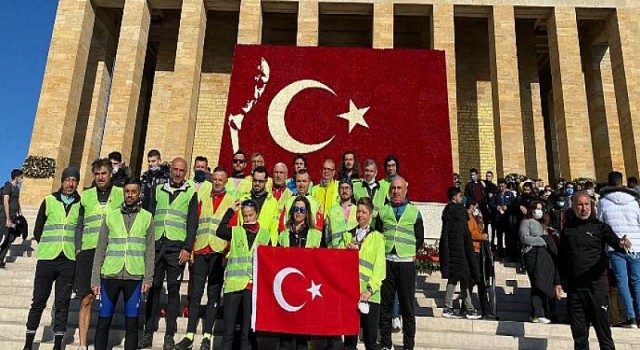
left=439, top=202, right=479, bottom=283
left=559, top=212, right=623, bottom=292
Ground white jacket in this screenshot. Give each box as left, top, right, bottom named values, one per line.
left=598, top=188, right=640, bottom=252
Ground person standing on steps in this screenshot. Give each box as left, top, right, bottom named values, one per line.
left=556, top=191, right=632, bottom=350
left=23, top=167, right=81, bottom=350
left=91, top=179, right=154, bottom=350
left=0, top=168, right=24, bottom=268
left=138, top=157, right=198, bottom=350
left=75, top=158, right=124, bottom=350
left=173, top=167, right=235, bottom=350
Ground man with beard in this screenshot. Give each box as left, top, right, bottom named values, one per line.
left=225, top=150, right=250, bottom=196
left=237, top=166, right=280, bottom=245
left=339, top=151, right=361, bottom=183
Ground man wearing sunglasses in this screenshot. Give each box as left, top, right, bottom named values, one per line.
left=236, top=166, right=280, bottom=246
left=225, top=150, right=251, bottom=197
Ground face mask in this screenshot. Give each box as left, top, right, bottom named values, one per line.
left=112, top=167, right=119, bottom=174
left=16, top=183, right=22, bottom=190
left=566, top=188, right=574, bottom=196
left=149, top=166, right=160, bottom=172
left=533, top=209, right=543, bottom=220
left=586, top=189, right=594, bottom=196
left=471, top=175, right=477, bottom=181
left=194, top=170, right=206, bottom=183
left=473, top=208, right=479, bottom=216
left=557, top=201, right=565, bottom=207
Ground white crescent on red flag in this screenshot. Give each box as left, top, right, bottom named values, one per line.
left=252, top=246, right=360, bottom=336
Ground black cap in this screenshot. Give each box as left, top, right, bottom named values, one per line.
left=61, top=167, right=80, bottom=182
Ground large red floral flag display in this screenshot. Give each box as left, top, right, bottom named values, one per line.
left=252, top=246, right=360, bottom=335
left=220, top=45, right=452, bottom=202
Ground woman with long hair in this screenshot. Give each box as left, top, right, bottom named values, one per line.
left=520, top=200, right=559, bottom=324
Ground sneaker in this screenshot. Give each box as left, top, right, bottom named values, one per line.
left=138, top=333, right=153, bottom=349
left=392, top=317, right=401, bottom=332
left=163, top=335, right=175, bottom=350
left=442, top=307, right=461, bottom=319
left=0, top=262, right=6, bottom=269
left=464, top=309, right=482, bottom=320
left=199, top=338, right=211, bottom=350
left=532, top=317, right=551, bottom=324
left=173, top=337, right=193, bottom=350
left=622, top=319, right=638, bottom=329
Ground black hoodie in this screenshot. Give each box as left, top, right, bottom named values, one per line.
left=559, top=211, right=623, bottom=292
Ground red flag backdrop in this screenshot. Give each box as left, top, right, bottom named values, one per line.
left=252, top=246, right=360, bottom=335
left=221, top=45, right=452, bottom=202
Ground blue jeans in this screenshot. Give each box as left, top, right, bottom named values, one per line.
left=609, top=251, right=640, bottom=320
left=393, top=292, right=400, bottom=318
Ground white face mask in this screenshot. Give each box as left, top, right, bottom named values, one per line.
left=473, top=208, right=479, bottom=217
left=533, top=209, right=544, bottom=220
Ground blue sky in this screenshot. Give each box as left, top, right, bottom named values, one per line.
left=0, top=1, right=58, bottom=178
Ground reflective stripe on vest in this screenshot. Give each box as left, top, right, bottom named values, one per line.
left=37, top=195, right=79, bottom=261
left=357, top=231, right=385, bottom=304
left=80, top=186, right=124, bottom=250
left=101, top=209, right=152, bottom=276
left=154, top=185, right=194, bottom=242
left=380, top=204, right=419, bottom=258
left=327, top=204, right=358, bottom=249
left=224, top=226, right=271, bottom=293
left=278, top=228, right=322, bottom=248
left=195, top=192, right=233, bottom=253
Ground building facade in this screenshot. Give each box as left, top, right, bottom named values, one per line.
left=23, top=0, right=640, bottom=204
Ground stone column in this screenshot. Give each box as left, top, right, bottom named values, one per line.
left=516, top=20, right=548, bottom=181
left=373, top=3, right=393, bottom=49
left=431, top=4, right=459, bottom=173
left=546, top=7, right=595, bottom=180
left=23, top=0, right=96, bottom=204
left=297, top=0, right=318, bottom=46
left=78, top=20, right=119, bottom=188
left=100, top=0, right=151, bottom=162
left=164, top=0, right=207, bottom=164
left=238, top=0, right=262, bottom=45
left=489, top=5, right=525, bottom=177
left=607, top=8, right=640, bottom=177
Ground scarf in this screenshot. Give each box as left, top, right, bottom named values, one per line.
left=60, top=194, right=75, bottom=206
left=121, top=202, right=141, bottom=215
left=243, top=222, right=260, bottom=234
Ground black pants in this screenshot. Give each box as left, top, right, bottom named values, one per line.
left=186, top=253, right=224, bottom=335
left=0, top=226, right=16, bottom=263
left=474, top=252, right=491, bottom=315
left=505, top=219, right=520, bottom=261
left=344, top=302, right=381, bottom=350
left=279, top=334, right=309, bottom=350
left=222, top=289, right=252, bottom=350
left=567, top=289, right=615, bottom=350
left=493, top=217, right=507, bottom=257
left=26, top=257, right=75, bottom=334
left=144, top=248, right=184, bottom=336
left=380, top=261, right=416, bottom=349
left=95, top=279, right=142, bottom=350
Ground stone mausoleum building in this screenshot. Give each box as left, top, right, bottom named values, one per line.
left=23, top=0, right=640, bottom=204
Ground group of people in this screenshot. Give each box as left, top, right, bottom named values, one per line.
left=442, top=168, right=638, bottom=350
left=19, top=149, right=423, bottom=350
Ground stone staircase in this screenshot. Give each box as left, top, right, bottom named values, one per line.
left=2, top=206, right=640, bottom=349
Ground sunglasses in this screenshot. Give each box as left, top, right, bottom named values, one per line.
left=292, top=207, right=307, bottom=214
left=233, top=159, right=245, bottom=164
left=242, top=199, right=257, bottom=207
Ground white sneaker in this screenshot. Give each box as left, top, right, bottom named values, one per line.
left=392, top=317, right=401, bottom=331
left=532, top=317, right=551, bottom=324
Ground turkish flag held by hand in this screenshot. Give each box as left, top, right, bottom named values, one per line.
left=252, top=246, right=360, bottom=335
left=221, top=45, right=452, bottom=202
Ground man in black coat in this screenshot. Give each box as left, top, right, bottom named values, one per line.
left=556, top=191, right=632, bottom=350
left=440, top=186, right=481, bottom=319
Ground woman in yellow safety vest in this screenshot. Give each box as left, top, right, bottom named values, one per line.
left=217, top=199, right=271, bottom=350
left=344, top=197, right=386, bottom=350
